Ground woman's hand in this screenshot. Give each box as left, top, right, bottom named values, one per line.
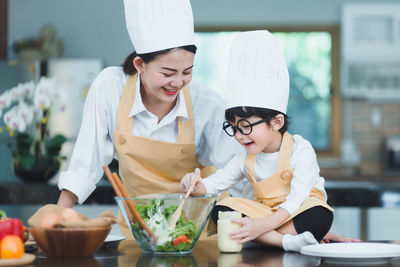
left=57, top=189, right=78, bottom=208
left=322, top=232, right=362, bottom=243
left=180, top=168, right=206, bottom=196
left=229, top=217, right=268, bottom=244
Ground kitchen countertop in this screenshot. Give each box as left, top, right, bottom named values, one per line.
left=24, top=237, right=400, bottom=267
left=2, top=175, right=400, bottom=265
left=1, top=175, right=400, bottom=207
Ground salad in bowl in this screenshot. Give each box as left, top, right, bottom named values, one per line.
left=115, top=193, right=216, bottom=254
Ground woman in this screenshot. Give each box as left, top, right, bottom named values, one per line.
left=57, top=0, right=239, bottom=208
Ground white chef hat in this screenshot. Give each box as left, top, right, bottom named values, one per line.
left=225, top=30, right=290, bottom=114
left=123, top=0, right=195, bottom=54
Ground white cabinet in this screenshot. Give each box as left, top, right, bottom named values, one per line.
left=342, top=3, right=400, bottom=62
left=368, top=208, right=400, bottom=240
left=330, top=207, right=362, bottom=239
left=341, top=3, right=400, bottom=99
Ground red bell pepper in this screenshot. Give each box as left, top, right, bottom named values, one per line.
left=0, top=210, right=24, bottom=242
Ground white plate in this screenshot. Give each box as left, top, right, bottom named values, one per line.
left=104, top=234, right=125, bottom=243
left=300, top=243, right=400, bottom=265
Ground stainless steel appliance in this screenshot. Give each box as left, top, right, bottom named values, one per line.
left=384, top=135, right=400, bottom=172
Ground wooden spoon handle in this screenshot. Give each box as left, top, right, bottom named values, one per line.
left=103, top=166, right=157, bottom=244
left=169, top=180, right=197, bottom=229
left=103, top=166, right=135, bottom=223
left=111, top=172, right=158, bottom=243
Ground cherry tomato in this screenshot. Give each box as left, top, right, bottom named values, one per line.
left=173, top=235, right=190, bottom=246
left=0, top=235, right=24, bottom=259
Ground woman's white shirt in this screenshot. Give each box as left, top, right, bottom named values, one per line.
left=58, top=66, right=240, bottom=204
left=202, top=134, right=328, bottom=215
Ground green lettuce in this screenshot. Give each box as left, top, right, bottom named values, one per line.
left=133, top=199, right=198, bottom=252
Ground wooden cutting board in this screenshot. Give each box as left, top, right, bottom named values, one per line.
left=0, top=253, right=36, bottom=266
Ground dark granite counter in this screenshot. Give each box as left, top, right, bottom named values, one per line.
left=1, top=178, right=400, bottom=207
left=325, top=180, right=400, bottom=207
left=0, top=182, right=115, bottom=205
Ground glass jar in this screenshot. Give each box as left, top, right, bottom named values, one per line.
left=217, top=211, right=243, bottom=253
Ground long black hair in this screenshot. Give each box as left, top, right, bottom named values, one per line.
left=225, top=106, right=289, bottom=134
left=122, top=45, right=197, bottom=75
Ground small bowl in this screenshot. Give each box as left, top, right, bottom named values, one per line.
left=115, top=193, right=217, bottom=255
left=29, top=226, right=111, bottom=258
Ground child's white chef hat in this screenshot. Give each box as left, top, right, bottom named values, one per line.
left=225, top=30, right=289, bottom=114
left=123, top=0, right=195, bottom=54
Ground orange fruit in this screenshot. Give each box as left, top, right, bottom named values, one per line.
left=0, top=235, right=24, bottom=259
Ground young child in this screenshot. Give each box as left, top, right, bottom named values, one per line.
left=180, top=30, right=334, bottom=252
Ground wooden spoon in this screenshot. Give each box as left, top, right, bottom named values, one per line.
left=169, top=169, right=201, bottom=229
left=103, top=166, right=157, bottom=245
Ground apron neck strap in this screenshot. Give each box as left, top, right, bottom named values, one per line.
left=244, top=153, right=257, bottom=183
left=277, top=132, right=293, bottom=171
left=116, top=74, right=137, bottom=133
left=177, top=87, right=194, bottom=143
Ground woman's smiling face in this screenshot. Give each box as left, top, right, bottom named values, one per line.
left=135, top=48, right=194, bottom=104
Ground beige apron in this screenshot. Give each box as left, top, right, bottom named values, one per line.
left=114, top=74, right=215, bottom=238
left=217, top=132, right=333, bottom=226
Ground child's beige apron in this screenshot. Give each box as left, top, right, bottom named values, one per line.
left=113, top=74, right=215, bottom=238
left=216, top=132, right=333, bottom=226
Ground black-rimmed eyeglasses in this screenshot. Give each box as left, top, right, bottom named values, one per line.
left=223, top=118, right=269, bottom=137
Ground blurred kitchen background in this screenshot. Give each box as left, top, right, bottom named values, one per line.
left=1, top=0, right=400, bottom=240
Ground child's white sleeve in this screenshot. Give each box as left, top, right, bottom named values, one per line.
left=279, top=146, right=321, bottom=215
left=202, top=154, right=245, bottom=195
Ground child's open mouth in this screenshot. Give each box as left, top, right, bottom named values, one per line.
left=243, top=141, right=254, bottom=147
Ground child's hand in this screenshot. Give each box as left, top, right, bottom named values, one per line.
left=180, top=168, right=206, bottom=196
left=322, top=232, right=362, bottom=243
left=229, top=217, right=267, bottom=243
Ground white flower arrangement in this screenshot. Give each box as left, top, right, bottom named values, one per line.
left=0, top=77, right=65, bottom=135
left=0, top=76, right=68, bottom=175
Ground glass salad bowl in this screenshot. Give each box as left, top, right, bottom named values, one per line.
left=115, top=193, right=217, bottom=255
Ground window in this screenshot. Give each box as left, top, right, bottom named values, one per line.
left=193, top=27, right=340, bottom=157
